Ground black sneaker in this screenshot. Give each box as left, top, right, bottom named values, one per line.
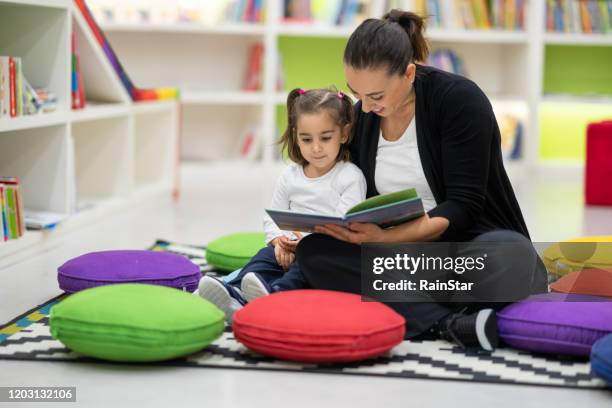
left=439, top=309, right=499, bottom=351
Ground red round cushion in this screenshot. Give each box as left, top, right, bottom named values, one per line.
left=550, top=268, right=612, bottom=298
left=232, top=290, right=406, bottom=363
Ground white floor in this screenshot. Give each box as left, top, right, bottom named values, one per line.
left=1, top=162, right=611, bottom=407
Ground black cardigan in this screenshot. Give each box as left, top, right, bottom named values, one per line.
left=349, top=64, right=529, bottom=241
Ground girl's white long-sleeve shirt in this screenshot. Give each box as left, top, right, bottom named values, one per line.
left=264, top=161, right=367, bottom=244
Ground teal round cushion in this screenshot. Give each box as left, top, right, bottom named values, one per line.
left=206, top=232, right=266, bottom=272
left=50, top=284, right=224, bottom=362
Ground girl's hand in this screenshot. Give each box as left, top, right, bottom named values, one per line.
left=314, top=223, right=384, bottom=244
left=277, top=232, right=303, bottom=253
left=274, top=243, right=295, bottom=271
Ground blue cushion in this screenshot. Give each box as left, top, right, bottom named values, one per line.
left=591, top=333, right=612, bottom=386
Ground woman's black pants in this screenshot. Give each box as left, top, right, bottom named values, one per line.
left=296, top=230, right=549, bottom=338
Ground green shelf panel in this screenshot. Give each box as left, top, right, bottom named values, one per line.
left=539, top=102, right=612, bottom=161
left=544, top=45, right=612, bottom=96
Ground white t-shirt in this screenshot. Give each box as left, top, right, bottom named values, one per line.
left=375, top=116, right=437, bottom=212
left=264, top=161, right=367, bottom=243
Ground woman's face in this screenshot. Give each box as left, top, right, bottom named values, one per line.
left=344, top=64, right=415, bottom=118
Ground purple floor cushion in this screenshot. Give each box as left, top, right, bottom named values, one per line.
left=497, top=293, right=612, bottom=356
left=58, top=250, right=200, bottom=293
left=591, top=334, right=612, bottom=386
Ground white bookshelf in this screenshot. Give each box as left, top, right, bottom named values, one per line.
left=97, top=0, right=610, bottom=173
left=0, top=0, right=178, bottom=268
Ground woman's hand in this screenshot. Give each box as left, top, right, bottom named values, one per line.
left=314, top=214, right=449, bottom=244
left=314, top=223, right=384, bottom=244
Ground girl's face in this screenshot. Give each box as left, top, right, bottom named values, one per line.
left=344, top=64, right=415, bottom=117
left=296, top=111, right=348, bottom=176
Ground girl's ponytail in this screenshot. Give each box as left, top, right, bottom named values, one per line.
left=278, top=88, right=307, bottom=165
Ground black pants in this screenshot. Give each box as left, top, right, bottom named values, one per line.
left=296, top=230, right=548, bottom=338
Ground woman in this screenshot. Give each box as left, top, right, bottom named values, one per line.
left=296, top=10, right=548, bottom=351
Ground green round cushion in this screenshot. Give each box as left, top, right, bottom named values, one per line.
left=543, top=236, right=612, bottom=276
left=206, top=232, right=266, bottom=273
left=50, top=284, right=224, bottom=362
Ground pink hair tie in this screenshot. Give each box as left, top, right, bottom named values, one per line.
left=297, top=89, right=306, bottom=95
left=337, top=91, right=344, bottom=99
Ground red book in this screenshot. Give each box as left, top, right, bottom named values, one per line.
left=77, top=54, right=86, bottom=108
left=9, top=57, right=16, bottom=117
left=244, top=43, right=263, bottom=91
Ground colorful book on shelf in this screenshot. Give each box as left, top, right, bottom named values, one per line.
left=0, top=57, right=8, bottom=118
left=0, top=184, right=6, bottom=241
left=74, top=0, right=179, bottom=102
left=71, top=31, right=86, bottom=110
left=0, top=55, right=51, bottom=118
left=243, top=42, right=263, bottom=91
left=23, top=210, right=68, bottom=230
left=266, top=188, right=424, bottom=233
left=0, top=177, right=25, bottom=240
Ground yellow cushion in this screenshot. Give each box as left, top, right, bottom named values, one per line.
left=543, top=236, right=612, bottom=276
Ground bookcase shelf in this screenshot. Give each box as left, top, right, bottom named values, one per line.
left=70, top=103, right=130, bottom=122
left=85, top=0, right=612, bottom=173
left=427, top=29, right=528, bottom=44
left=182, top=91, right=265, bottom=106
left=101, top=22, right=266, bottom=36
left=0, top=0, right=178, bottom=267
left=0, top=111, right=67, bottom=132
left=544, top=33, right=612, bottom=46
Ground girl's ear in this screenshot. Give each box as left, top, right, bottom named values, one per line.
left=341, top=124, right=350, bottom=143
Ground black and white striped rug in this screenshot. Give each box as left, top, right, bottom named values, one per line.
left=0, top=240, right=606, bottom=389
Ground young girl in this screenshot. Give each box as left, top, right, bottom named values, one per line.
left=199, top=87, right=367, bottom=322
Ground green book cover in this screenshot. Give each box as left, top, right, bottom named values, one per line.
left=347, top=188, right=418, bottom=214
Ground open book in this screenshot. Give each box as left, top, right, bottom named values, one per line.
left=266, top=188, right=424, bottom=233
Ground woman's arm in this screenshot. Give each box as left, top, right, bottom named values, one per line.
left=315, top=213, right=449, bottom=244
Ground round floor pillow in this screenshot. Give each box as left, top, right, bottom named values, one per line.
left=543, top=236, right=612, bottom=277
left=232, top=290, right=406, bottom=363
left=58, top=250, right=201, bottom=293
left=591, top=334, right=612, bottom=386
left=497, top=293, right=612, bottom=356
left=550, top=268, right=612, bottom=298
left=205, top=232, right=266, bottom=273
left=50, top=284, right=224, bottom=362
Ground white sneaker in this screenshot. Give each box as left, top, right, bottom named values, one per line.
left=241, top=272, right=273, bottom=302
left=198, top=275, right=246, bottom=324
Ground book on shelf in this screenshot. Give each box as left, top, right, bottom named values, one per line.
left=71, top=31, right=87, bottom=110
left=0, top=56, right=57, bottom=119
left=74, top=0, right=179, bottom=102
left=0, top=177, right=25, bottom=242
left=266, top=188, right=424, bottom=233
left=415, top=0, right=526, bottom=31
left=235, top=125, right=262, bottom=160
left=89, top=0, right=264, bottom=25
left=498, top=113, right=523, bottom=161
left=23, top=210, right=69, bottom=231
left=427, top=49, right=467, bottom=76
left=283, top=0, right=371, bottom=27
left=243, top=42, right=264, bottom=91
left=546, top=0, right=612, bottom=34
